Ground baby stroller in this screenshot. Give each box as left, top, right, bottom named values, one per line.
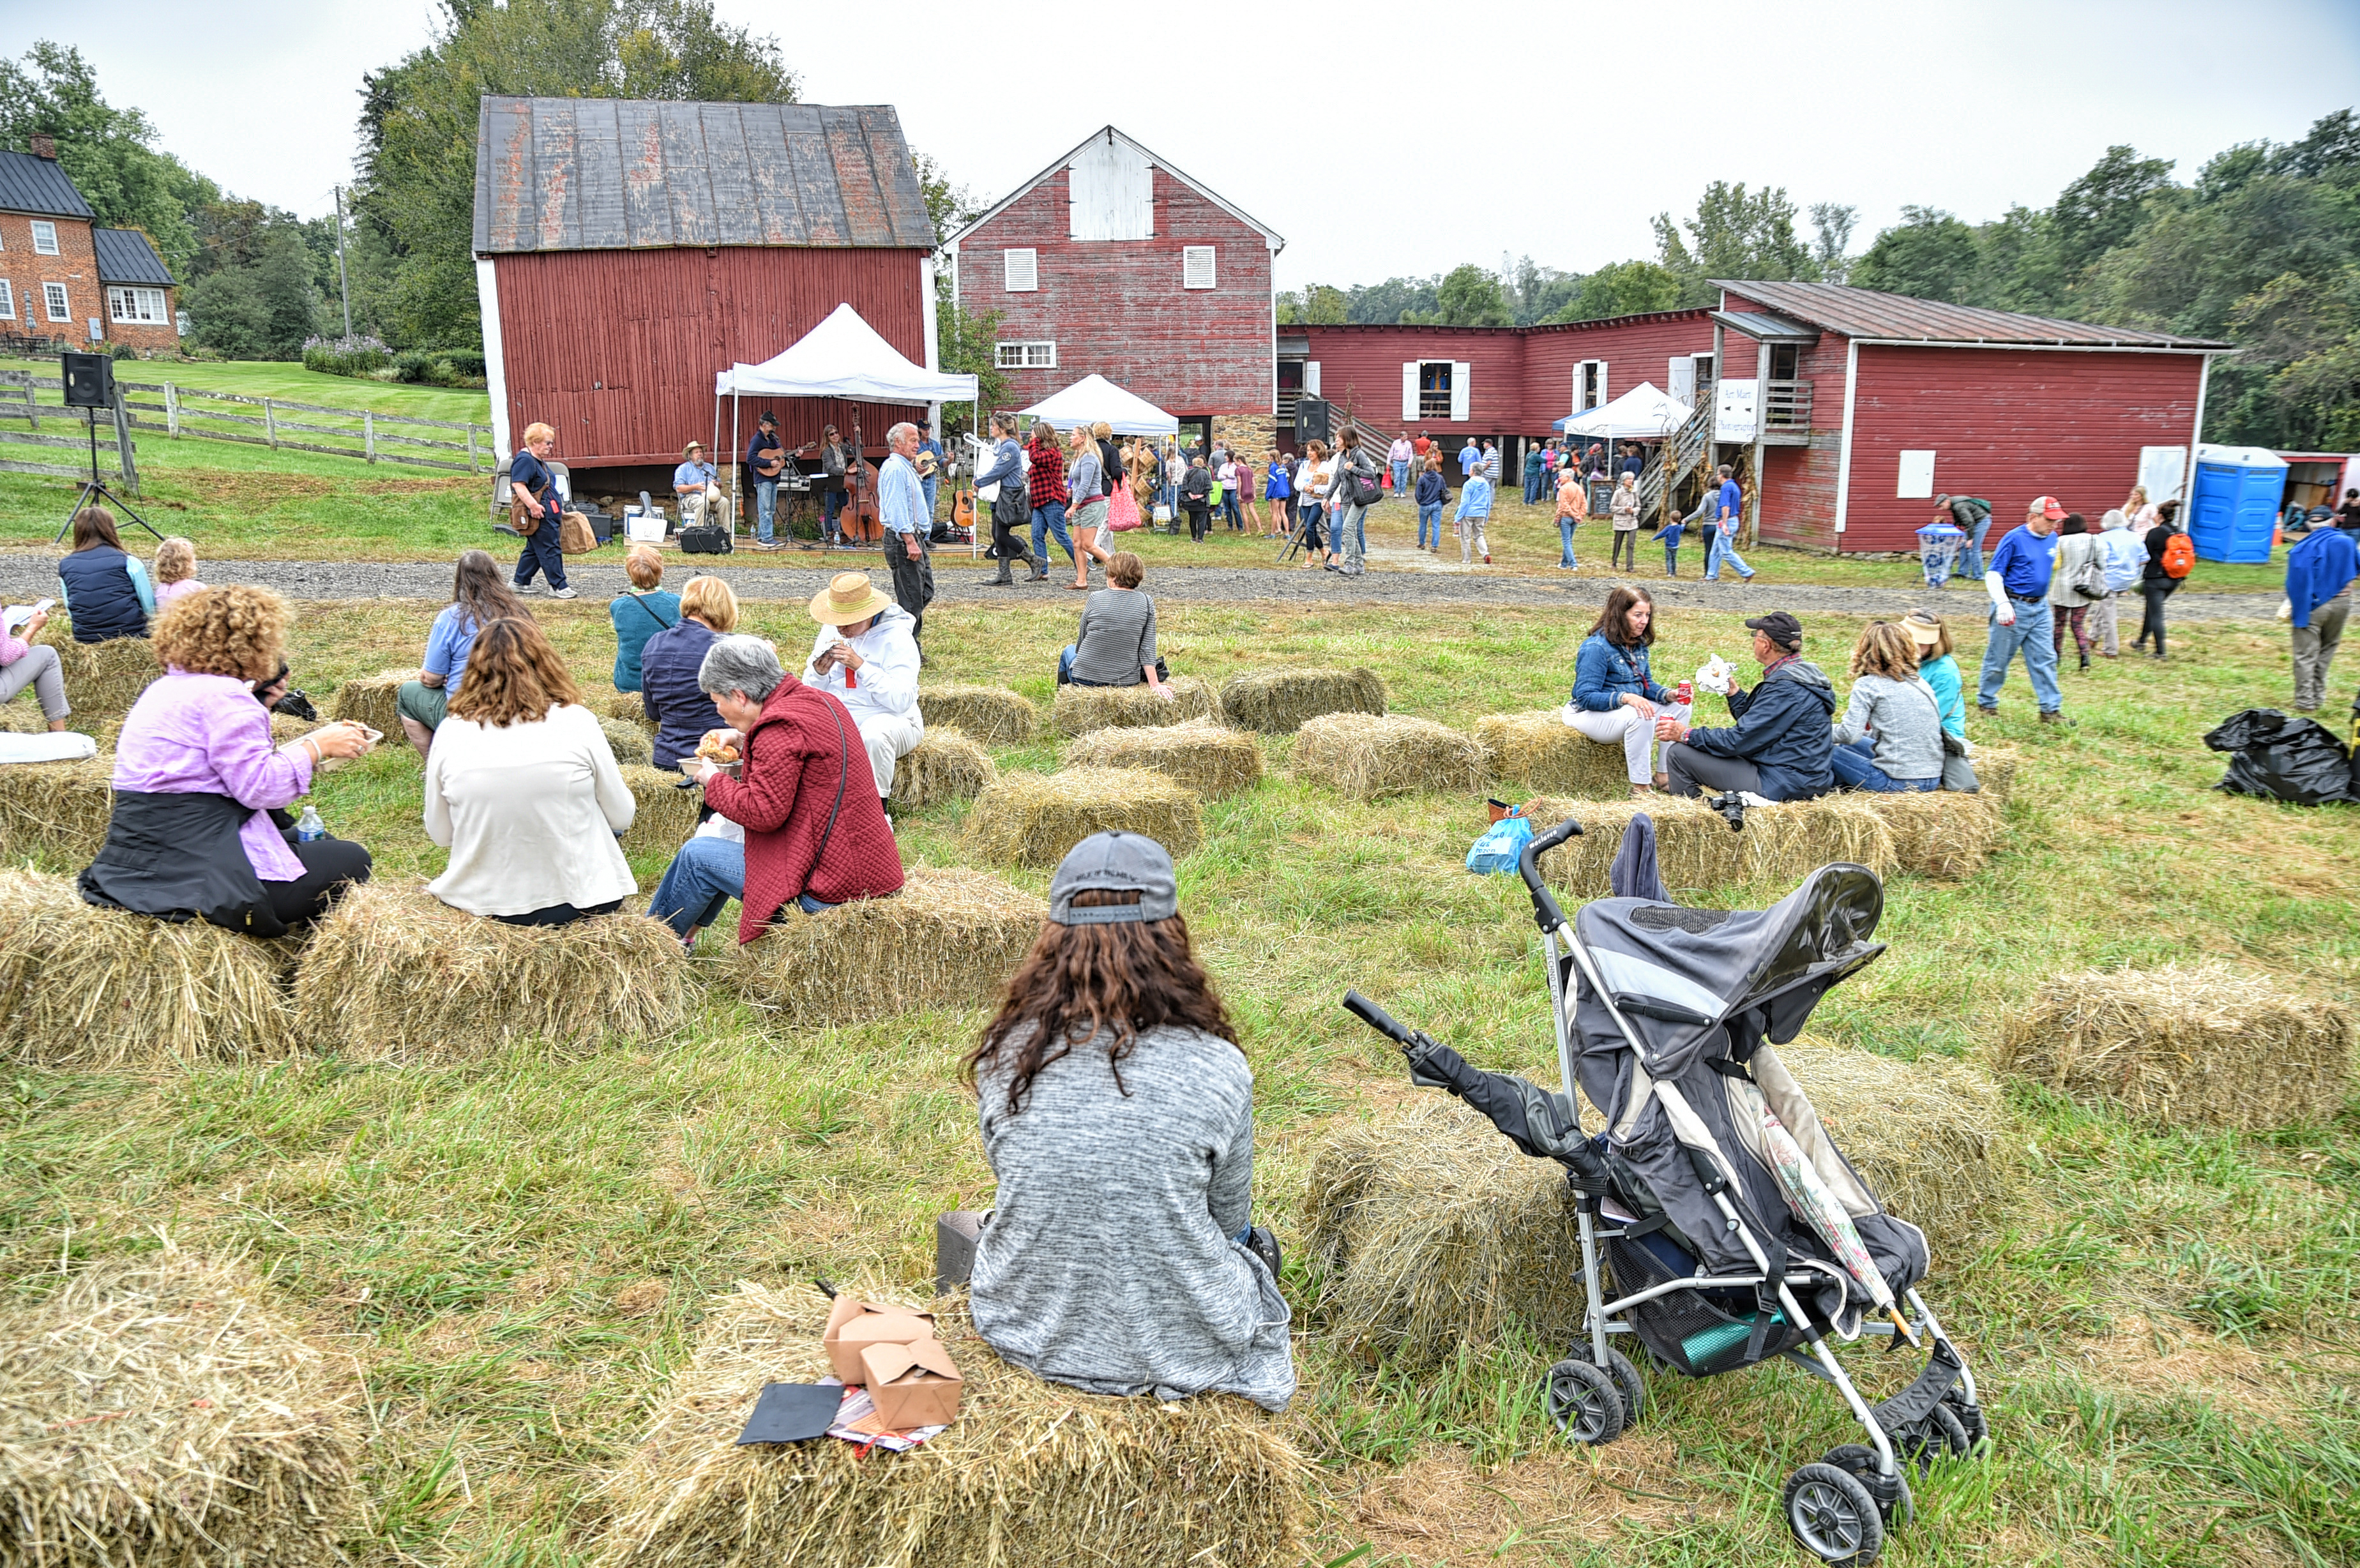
left=1343, top=815, right=1986, bottom=1564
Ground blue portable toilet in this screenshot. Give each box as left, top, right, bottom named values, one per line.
left=2187, top=444, right=2285, bottom=564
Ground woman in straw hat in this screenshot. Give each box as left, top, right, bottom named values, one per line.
left=1900, top=609, right=1967, bottom=747
left=638, top=575, right=738, bottom=772
left=799, top=571, right=924, bottom=801
left=965, top=830, right=1293, bottom=1411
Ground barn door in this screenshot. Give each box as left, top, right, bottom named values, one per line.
left=1449, top=361, right=1471, bottom=423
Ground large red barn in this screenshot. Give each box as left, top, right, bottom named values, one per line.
left=471, top=96, right=939, bottom=495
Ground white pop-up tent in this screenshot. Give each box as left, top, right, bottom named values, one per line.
left=715, top=303, right=978, bottom=403
left=1018, top=373, right=1177, bottom=437
left=1555, top=381, right=1694, bottom=441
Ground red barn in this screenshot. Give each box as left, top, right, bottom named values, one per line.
left=942, top=127, right=1283, bottom=455
left=472, top=96, right=939, bottom=495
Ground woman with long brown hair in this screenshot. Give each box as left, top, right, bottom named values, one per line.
left=964, top=832, right=1292, bottom=1411
left=422, top=616, right=637, bottom=924
left=399, top=549, right=530, bottom=753
left=1564, top=584, right=1690, bottom=796
left=1828, top=622, right=1943, bottom=792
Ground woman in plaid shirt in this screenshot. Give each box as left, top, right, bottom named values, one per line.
left=1027, top=422, right=1073, bottom=582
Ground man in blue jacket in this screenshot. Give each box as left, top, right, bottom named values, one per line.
left=2286, top=520, right=2356, bottom=711
left=1653, top=611, right=1836, bottom=801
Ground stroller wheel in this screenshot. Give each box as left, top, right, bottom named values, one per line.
left=1939, top=1389, right=1990, bottom=1452
left=1543, top=1359, right=1626, bottom=1445
left=1892, top=1401, right=1973, bottom=1472
left=1783, top=1462, right=1886, bottom=1565
left=1567, top=1345, right=1647, bottom=1426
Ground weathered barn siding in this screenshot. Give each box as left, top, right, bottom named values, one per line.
left=1525, top=311, right=1716, bottom=430
left=1297, top=325, right=1526, bottom=437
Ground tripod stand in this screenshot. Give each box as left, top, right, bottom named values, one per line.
left=53, top=403, right=163, bottom=545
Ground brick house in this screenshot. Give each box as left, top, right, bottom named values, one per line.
left=943, top=126, right=1284, bottom=455
left=0, top=136, right=180, bottom=356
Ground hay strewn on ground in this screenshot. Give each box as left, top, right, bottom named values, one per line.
left=1302, top=1097, right=1588, bottom=1368
left=1996, top=963, right=2356, bottom=1131
left=1475, top=710, right=1635, bottom=797
left=0, top=1251, right=361, bottom=1568
left=0, top=755, right=114, bottom=863
left=593, top=1282, right=1308, bottom=1568
left=1524, top=794, right=1897, bottom=900
left=919, top=683, right=1038, bottom=746
left=1050, top=677, right=1222, bottom=737
left=1864, top=789, right=2004, bottom=880
left=894, top=728, right=999, bottom=811
left=43, top=635, right=160, bottom=719
left=1219, top=667, right=1387, bottom=733
left=621, top=765, right=702, bottom=859
left=1064, top=718, right=1264, bottom=801
left=330, top=668, right=417, bottom=735
left=291, top=880, right=690, bottom=1059
left=964, top=766, right=1203, bottom=867
left=0, top=870, right=301, bottom=1067
left=727, top=866, right=1044, bottom=1025
left=600, top=714, right=654, bottom=767
left=1290, top=712, right=1487, bottom=801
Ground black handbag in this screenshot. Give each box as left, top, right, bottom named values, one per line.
left=992, top=481, right=1028, bottom=529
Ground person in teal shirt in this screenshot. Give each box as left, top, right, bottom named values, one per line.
left=608, top=545, right=682, bottom=692
left=1902, top=610, right=1966, bottom=739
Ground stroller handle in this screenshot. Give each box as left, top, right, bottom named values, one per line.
left=1518, top=816, right=1582, bottom=933
left=1341, top=988, right=1414, bottom=1046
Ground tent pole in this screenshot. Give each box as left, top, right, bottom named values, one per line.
left=729, top=391, right=740, bottom=539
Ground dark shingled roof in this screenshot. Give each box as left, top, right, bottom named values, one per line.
left=1713, top=279, right=2228, bottom=351
left=93, top=227, right=174, bottom=287
left=473, top=96, right=936, bottom=255
left=0, top=147, right=93, bottom=219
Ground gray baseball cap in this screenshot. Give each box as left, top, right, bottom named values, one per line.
left=1048, top=831, right=1178, bottom=924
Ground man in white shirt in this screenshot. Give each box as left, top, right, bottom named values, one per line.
left=803, top=570, right=925, bottom=800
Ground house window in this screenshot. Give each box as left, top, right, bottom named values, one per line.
left=994, top=341, right=1057, bottom=369
left=0, top=280, right=13, bottom=320
left=31, top=220, right=59, bottom=255
left=1181, top=246, right=1216, bottom=289
left=1002, top=248, right=1038, bottom=292
left=1418, top=361, right=1453, bottom=419
left=43, top=282, right=70, bottom=322
left=109, top=286, right=169, bottom=325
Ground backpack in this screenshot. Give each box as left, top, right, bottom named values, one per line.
left=2161, top=531, right=2195, bottom=579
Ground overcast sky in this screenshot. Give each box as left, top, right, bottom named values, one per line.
left=11, top=0, right=2357, bottom=290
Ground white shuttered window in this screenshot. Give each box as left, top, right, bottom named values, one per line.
left=1449, top=361, right=1471, bottom=423
left=1181, top=246, right=1216, bottom=289
left=1002, top=248, right=1038, bottom=292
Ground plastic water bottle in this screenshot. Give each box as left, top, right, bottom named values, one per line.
left=295, top=804, right=326, bottom=843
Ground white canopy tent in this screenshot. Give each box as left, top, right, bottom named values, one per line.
left=1017, top=373, right=1177, bottom=436
left=715, top=302, right=977, bottom=403
left=1554, top=381, right=1694, bottom=441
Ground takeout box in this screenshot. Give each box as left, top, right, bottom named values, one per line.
left=822, top=1297, right=937, bottom=1383
left=859, top=1336, right=964, bottom=1429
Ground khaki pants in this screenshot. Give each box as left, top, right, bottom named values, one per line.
left=2294, top=591, right=2350, bottom=710
left=2087, top=590, right=2121, bottom=655
left=678, top=484, right=723, bottom=528
left=1458, top=513, right=1490, bottom=564
left=859, top=709, right=926, bottom=799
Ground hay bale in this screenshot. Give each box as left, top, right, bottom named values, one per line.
left=1474, top=709, right=1635, bottom=797
left=0, top=1252, right=360, bottom=1568
left=1524, top=794, right=1897, bottom=901
left=0, top=755, right=114, bottom=863
left=964, top=766, right=1203, bottom=868
left=600, top=714, right=654, bottom=767
left=1290, top=712, right=1487, bottom=801
left=44, top=635, right=160, bottom=719
left=919, top=683, right=1038, bottom=746
left=330, top=668, right=417, bottom=735
left=1971, top=743, right=2021, bottom=809
left=593, top=1281, right=1308, bottom=1568
left=621, top=764, right=702, bottom=859
left=1865, top=790, right=2004, bottom=880
left=1219, top=667, right=1387, bottom=733
left=268, top=712, right=319, bottom=744
left=894, top=727, right=999, bottom=811
left=0, top=870, right=301, bottom=1067
left=1064, top=718, right=1264, bottom=801
left=1050, top=676, right=1222, bottom=738
left=291, top=880, right=691, bottom=1059
left=727, top=866, right=1045, bottom=1025
left=1995, top=963, right=2356, bottom=1131
left=1302, top=1097, right=1587, bottom=1368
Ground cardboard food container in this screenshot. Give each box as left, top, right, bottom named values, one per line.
left=860, top=1336, right=964, bottom=1429
left=822, top=1297, right=936, bottom=1383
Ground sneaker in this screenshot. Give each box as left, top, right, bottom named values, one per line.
left=755, top=540, right=784, bottom=552
left=551, top=587, right=578, bottom=599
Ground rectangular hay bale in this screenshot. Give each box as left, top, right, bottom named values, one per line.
left=727, top=866, right=1045, bottom=1025
left=964, top=765, right=1204, bottom=867
left=40, top=633, right=160, bottom=720
left=1475, top=709, right=1635, bottom=797
left=919, top=683, right=1039, bottom=746
left=329, top=668, right=419, bottom=737
left=894, top=728, right=1000, bottom=811
left=1063, top=717, right=1264, bottom=800
left=1863, top=788, right=2003, bottom=880
left=1050, top=676, right=1221, bottom=738
left=0, top=755, right=116, bottom=864
left=1290, top=712, right=1487, bottom=801
left=621, top=764, right=704, bottom=859
left=1522, top=794, right=1896, bottom=901
left=1218, top=667, right=1387, bottom=733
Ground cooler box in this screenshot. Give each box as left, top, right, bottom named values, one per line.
left=623, top=507, right=665, bottom=545
left=2188, top=444, right=2286, bottom=564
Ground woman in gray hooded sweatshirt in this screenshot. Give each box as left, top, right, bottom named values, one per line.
left=1828, top=621, right=1944, bottom=792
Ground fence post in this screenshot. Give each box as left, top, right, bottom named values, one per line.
left=165, top=381, right=179, bottom=437
left=264, top=398, right=278, bottom=449
left=467, top=425, right=479, bottom=473
left=364, top=409, right=375, bottom=464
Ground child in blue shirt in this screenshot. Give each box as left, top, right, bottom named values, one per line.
left=1650, top=515, right=1684, bottom=577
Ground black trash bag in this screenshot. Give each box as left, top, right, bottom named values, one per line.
left=2203, top=707, right=2358, bottom=806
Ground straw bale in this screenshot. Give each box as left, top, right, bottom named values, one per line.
left=329, top=667, right=417, bottom=735
left=600, top=714, right=654, bottom=767
left=291, top=880, right=691, bottom=1060
left=1218, top=667, right=1387, bottom=733
left=1302, top=1097, right=1588, bottom=1368
left=46, top=635, right=160, bottom=719
left=1290, top=712, right=1487, bottom=801
left=0, top=755, right=115, bottom=863
left=1475, top=709, right=1635, bottom=797
left=1996, top=963, right=2356, bottom=1131
left=894, top=728, right=999, bottom=811
left=1864, top=789, right=2004, bottom=880
left=1523, top=794, right=1897, bottom=901
left=1050, top=676, right=1222, bottom=738
left=621, top=765, right=703, bottom=859
left=727, top=866, right=1045, bottom=1025
left=593, top=1281, right=1308, bottom=1568
left=919, top=683, right=1038, bottom=746
left=964, top=766, right=1203, bottom=868
left=0, top=1252, right=360, bottom=1568
left=600, top=688, right=655, bottom=726
left=0, top=701, right=49, bottom=733
left=268, top=711, right=319, bottom=744
left=1063, top=717, right=1264, bottom=801
left=1971, top=743, right=2021, bottom=809
left=0, top=871, right=301, bottom=1067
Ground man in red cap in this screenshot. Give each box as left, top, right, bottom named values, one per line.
left=1978, top=495, right=2067, bottom=723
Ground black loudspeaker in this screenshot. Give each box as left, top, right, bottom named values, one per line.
left=1294, top=396, right=1331, bottom=445
left=61, top=351, right=115, bottom=410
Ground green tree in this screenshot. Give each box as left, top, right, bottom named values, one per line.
left=1276, top=283, right=1347, bottom=324
left=1808, top=202, right=1857, bottom=284
left=913, top=150, right=977, bottom=247
left=1652, top=181, right=1818, bottom=304
left=1548, top=259, right=1684, bottom=322
left=1344, top=275, right=1439, bottom=324
left=1848, top=207, right=1981, bottom=301
left=1405, top=262, right=1511, bottom=327
left=934, top=302, right=1006, bottom=437
left=185, top=229, right=319, bottom=358
left=2049, top=144, right=2174, bottom=280
left=0, top=41, right=218, bottom=276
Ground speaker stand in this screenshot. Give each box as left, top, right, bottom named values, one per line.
left=52, top=407, right=164, bottom=545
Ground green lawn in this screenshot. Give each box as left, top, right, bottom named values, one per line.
left=5, top=595, right=2355, bottom=1566
left=0, top=355, right=491, bottom=423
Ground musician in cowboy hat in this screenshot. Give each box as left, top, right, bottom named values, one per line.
left=801, top=571, right=924, bottom=802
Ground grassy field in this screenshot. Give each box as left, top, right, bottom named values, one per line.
left=0, top=355, right=492, bottom=423
left=4, top=592, right=2355, bottom=1567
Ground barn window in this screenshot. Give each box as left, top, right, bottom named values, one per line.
left=43, top=282, right=70, bottom=322
left=109, top=287, right=169, bottom=325
left=1181, top=246, right=1216, bottom=290
left=31, top=221, right=59, bottom=256
left=1577, top=359, right=1607, bottom=411
left=1002, top=248, right=1038, bottom=292
left=0, top=280, right=13, bottom=320
left=1417, top=362, right=1453, bottom=420
left=1768, top=343, right=1801, bottom=381
left=995, top=341, right=1057, bottom=369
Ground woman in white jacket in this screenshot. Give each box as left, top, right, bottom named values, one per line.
left=2045, top=513, right=2102, bottom=672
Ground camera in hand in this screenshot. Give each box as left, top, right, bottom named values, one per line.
left=1709, top=789, right=1746, bottom=833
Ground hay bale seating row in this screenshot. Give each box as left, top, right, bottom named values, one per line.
left=1474, top=709, right=1635, bottom=797
left=330, top=668, right=416, bottom=736
left=1997, top=963, right=2356, bottom=1131
left=1064, top=718, right=1264, bottom=801
left=38, top=633, right=160, bottom=720
left=729, top=866, right=1045, bottom=1025
left=1522, top=789, right=2009, bottom=893
left=919, top=683, right=1038, bottom=746
left=1050, top=676, right=1221, bottom=738
left=619, top=765, right=703, bottom=859
left=0, top=1253, right=362, bottom=1568
left=1219, top=667, right=1386, bottom=733
left=965, top=766, right=1204, bottom=867
left=593, top=1281, right=1308, bottom=1568
left=1290, top=712, right=1488, bottom=802
left=599, top=714, right=654, bottom=767
left=894, top=728, right=999, bottom=811
left=0, top=755, right=115, bottom=863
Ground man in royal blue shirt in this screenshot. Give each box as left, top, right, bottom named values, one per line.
left=2285, top=519, right=2356, bottom=711
left=1978, top=495, right=2065, bottom=720
left=1706, top=462, right=1757, bottom=583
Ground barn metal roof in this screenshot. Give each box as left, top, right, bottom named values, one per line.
left=472, top=96, right=936, bottom=255
left=0, top=148, right=93, bottom=219
left=93, top=227, right=173, bottom=286
left=1710, top=308, right=1817, bottom=341
left=1714, top=280, right=2227, bottom=349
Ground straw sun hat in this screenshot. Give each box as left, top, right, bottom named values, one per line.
left=809, top=571, right=895, bottom=626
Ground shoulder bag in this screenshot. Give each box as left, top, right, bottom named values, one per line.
left=2068, top=541, right=2109, bottom=603
left=1909, top=680, right=1979, bottom=791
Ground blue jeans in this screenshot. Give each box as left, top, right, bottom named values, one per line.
left=1298, top=502, right=1324, bottom=551
left=1417, top=502, right=1442, bottom=548
left=649, top=835, right=833, bottom=940
left=1525, top=474, right=1545, bottom=505
left=1951, top=515, right=1991, bottom=581
left=1222, top=490, right=1243, bottom=529
left=1705, top=527, right=1753, bottom=581
left=1830, top=738, right=1939, bottom=792
left=753, top=479, right=778, bottom=544
left=921, top=475, right=939, bottom=532
left=1978, top=598, right=2062, bottom=711
left=1032, top=501, right=1073, bottom=564
left=1558, top=518, right=1578, bottom=567
left=1391, top=458, right=1409, bottom=492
